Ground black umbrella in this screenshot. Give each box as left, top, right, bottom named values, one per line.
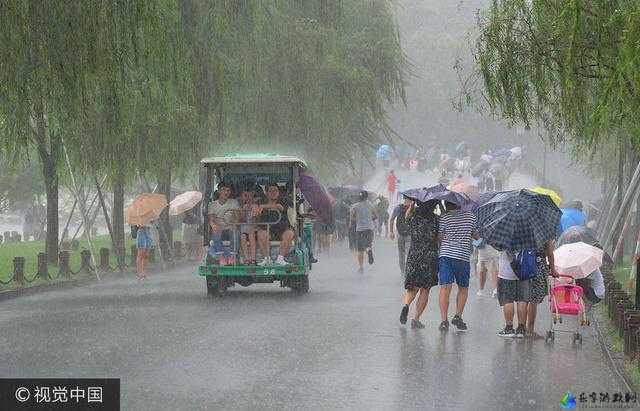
left=476, top=189, right=562, bottom=251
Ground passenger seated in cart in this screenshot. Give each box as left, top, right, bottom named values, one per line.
left=207, top=181, right=240, bottom=264
left=255, top=182, right=295, bottom=266
left=239, top=183, right=258, bottom=265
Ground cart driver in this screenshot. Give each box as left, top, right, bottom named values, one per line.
left=253, top=182, right=295, bottom=266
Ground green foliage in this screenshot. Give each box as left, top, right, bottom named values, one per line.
left=473, top=0, right=640, bottom=154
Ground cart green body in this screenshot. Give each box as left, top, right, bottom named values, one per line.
left=197, top=154, right=313, bottom=295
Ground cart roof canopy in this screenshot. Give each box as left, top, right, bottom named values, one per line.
left=201, top=153, right=306, bottom=168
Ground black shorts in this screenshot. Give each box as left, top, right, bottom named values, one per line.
left=497, top=277, right=531, bottom=306
left=355, top=230, right=373, bottom=252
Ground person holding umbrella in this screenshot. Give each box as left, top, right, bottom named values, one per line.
left=135, top=223, right=156, bottom=280
left=475, top=189, right=562, bottom=337
left=437, top=201, right=479, bottom=331
left=126, top=193, right=168, bottom=280
left=399, top=200, right=440, bottom=328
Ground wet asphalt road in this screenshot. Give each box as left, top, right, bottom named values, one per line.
left=0, top=240, right=629, bottom=410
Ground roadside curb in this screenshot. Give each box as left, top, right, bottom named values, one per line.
left=0, top=261, right=192, bottom=303
left=593, top=306, right=637, bottom=393
left=0, top=275, right=112, bottom=303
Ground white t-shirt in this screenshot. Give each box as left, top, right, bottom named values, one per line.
left=589, top=269, right=605, bottom=299
left=207, top=198, right=240, bottom=229
left=498, top=251, right=517, bottom=280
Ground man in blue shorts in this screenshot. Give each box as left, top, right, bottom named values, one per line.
left=437, top=203, right=479, bottom=331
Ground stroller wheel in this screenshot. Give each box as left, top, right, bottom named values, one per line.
left=545, top=331, right=554, bottom=343
left=559, top=317, right=563, bottom=324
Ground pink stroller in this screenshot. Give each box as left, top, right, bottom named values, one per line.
left=545, top=274, right=588, bottom=344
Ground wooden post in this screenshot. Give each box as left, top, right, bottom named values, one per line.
left=13, top=257, right=25, bottom=285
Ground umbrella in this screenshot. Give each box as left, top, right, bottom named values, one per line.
left=401, top=184, right=447, bottom=203
left=553, top=242, right=604, bottom=279
left=299, top=171, right=333, bottom=224
left=449, top=181, right=480, bottom=202
left=169, top=191, right=203, bottom=216
left=376, top=145, right=391, bottom=159
left=560, top=207, right=586, bottom=232
left=476, top=189, right=562, bottom=251
left=557, top=226, right=600, bottom=248
left=125, top=193, right=167, bottom=226
left=402, top=184, right=475, bottom=210
left=530, top=186, right=562, bottom=207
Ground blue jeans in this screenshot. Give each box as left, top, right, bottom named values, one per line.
left=210, top=229, right=235, bottom=257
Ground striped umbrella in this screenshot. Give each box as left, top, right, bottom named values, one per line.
left=476, top=189, right=562, bottom=251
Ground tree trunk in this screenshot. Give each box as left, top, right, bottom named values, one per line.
left=112, top=169, right=126, bottom=270
left=34, top=106, right=60, bottom=265
left=43, top=161, right=59, bottom=264
left=157, top=168, right=173, bottom=261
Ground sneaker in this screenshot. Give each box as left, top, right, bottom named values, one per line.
left=439, top=320, right=449, bottom=332
left=219, top=256, right=227, bottom=266
left=451, top=315, right=468, bottom=331
left=273, top=255, right=288, bottom=266
left=258, top=257, right=271, bottom=266
left=515, top=325, right=526, bottom=338
left=400, top=305, right=409, bottom=325
left=498, top=326, right=515, bottom=338
left=476, top=289, right=486, bottom=297
left=367, top=249, right=374, bottom=265
left=411, top=319, right=425, bottom=329
left=492, top=289, right=498, bottom=299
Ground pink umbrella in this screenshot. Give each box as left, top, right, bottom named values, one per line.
left=449, top=182, right=480, bottom=202
left=169, top=191, right=203, bottom=216
left=553, top=241, right=604, bottom=279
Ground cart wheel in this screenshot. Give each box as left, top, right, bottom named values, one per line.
left=545, top=331, right=554, bottom=343
left=206, top=278, right=226, bottom=297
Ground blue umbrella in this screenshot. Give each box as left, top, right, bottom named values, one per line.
left=376, top=145, right=391, bottom=159
left=560, top=208, right=586, bottom=232
left=476, top=189, right=562, bottom=251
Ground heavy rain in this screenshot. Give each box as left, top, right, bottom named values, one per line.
left=0, top=1, right=638, bottom=410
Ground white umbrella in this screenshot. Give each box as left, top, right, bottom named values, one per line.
left=553, top=241, right=604, bottom=279
left=169, top=191, right=203, bottom=216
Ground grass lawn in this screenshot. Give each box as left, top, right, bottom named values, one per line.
left=0, top=229, right=183, bottom=290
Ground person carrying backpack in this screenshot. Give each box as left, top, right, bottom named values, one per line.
left=496, top=251, right=531, bottom=338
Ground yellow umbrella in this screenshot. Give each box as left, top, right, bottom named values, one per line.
left=125, top=193, right=168, bottom=226
left=530, top=186, right=562, bottom=206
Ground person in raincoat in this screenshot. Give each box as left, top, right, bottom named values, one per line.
left=560, top=200, right=587, bottom=232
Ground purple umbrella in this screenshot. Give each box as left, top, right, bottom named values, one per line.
left=299, top=171, right=333, bottom=225
left=427, top=190, right=476, bottom=211
left=401, top=184, right=447, bottom=202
